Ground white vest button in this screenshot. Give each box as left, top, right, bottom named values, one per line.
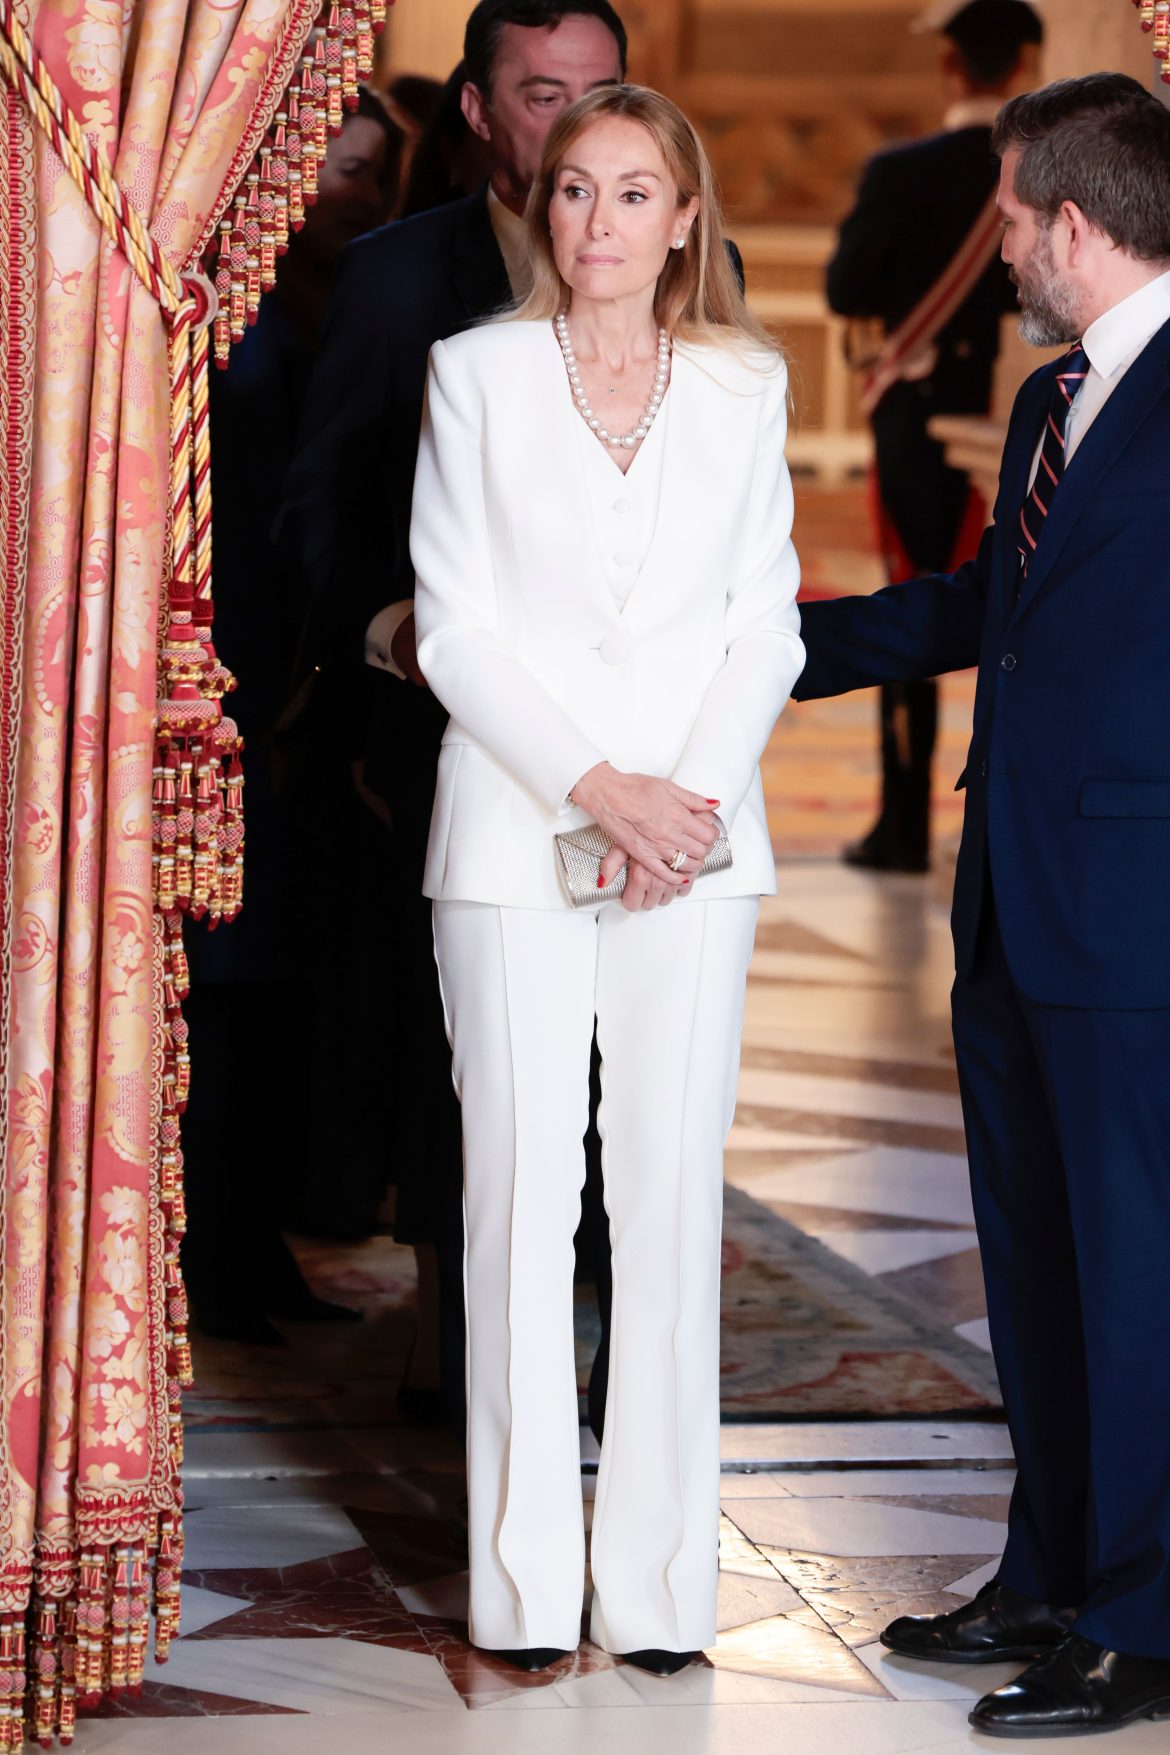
left=599, top=633, right=630, bottom=666
left=612, top=498, right=632, bottom=514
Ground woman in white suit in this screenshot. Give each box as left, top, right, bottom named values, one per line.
left=411, top=83, right=804, bottom=1676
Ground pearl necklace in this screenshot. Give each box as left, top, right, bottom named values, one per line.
left=555, top=311, right=670, bottom=451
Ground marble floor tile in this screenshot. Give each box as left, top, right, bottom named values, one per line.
left=489, top=1659, right=885, bottom=1709
left=855, top=1639, right=1025, bottom=1701
left=180, top=1504, right=364, bottom=1571
left=766, top=1550, right=997, bottom=1600
left=709, top=1610, right=890, bottom=1697
left=81, top=1698, right=1166, bottom=1755
left=879, top=1249, right=988, bottom=1327
left=744, top=1145, right=976, bottom=1226
left=145, top=1637, right=463, bottom=1715
left=737, top=1066, right=965, bottom=1131
left=717, top=1571, right=803, bottom=1629
left=726, top=1496, right=1007, bottom=1558
left=171, top=1585, right=254, bottom=1637
left=397, top=1570, right=470, bottom=1620
left=813, top=1229, right=980, bottom=1275
left=718, top=1420, right=1013, bottom=1467
left=955, top=1316, right=994, bottom=1353
left=775, top=1469, right=1016, bottom=1499
left=944, top=1557, right=1001, bottom=1597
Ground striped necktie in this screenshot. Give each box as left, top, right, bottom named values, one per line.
left=1017, top=340, right=1089, bottom=575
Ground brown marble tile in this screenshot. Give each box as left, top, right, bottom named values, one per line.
left=878, top=1249, right=988, bottom=1326
left=344, top=1505, right=468, bottom=1585
left=88, top=1683, right=300, bottom=1718
left=708, top=1610, right=891, bottom=1697
left=427, top=1635, right=620, bottom=1708
left=740, top=1045, right=958, bottom=1093
left=184, top=1552, right=421, bottom=1647
left=732, top=1104, right=969, bottom=1155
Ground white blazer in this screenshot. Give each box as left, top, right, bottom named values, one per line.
left=412, top=318, right=805, bottom=910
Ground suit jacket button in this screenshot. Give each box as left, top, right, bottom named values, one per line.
left=599, top=633, right=630, bottom=666
left=980, top=760, right=988, bottom=778
left=1001, top=653, right=1017, bottom=671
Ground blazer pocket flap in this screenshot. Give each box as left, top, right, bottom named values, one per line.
left=1079, top=778, right=1170, bottom=818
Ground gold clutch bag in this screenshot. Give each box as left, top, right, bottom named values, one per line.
left=554, top=818, right=732, bottom=908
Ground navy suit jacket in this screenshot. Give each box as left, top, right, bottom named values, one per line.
left=794, top=313, right=1170, bottom=1010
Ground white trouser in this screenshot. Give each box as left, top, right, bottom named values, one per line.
left=432, top=896, right=759, bottom=1654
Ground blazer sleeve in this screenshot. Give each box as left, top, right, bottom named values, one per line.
left=413, top=338, right=608, bottom=816
left=671, top=365, right=806, bottom=821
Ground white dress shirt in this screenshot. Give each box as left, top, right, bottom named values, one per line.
left=1028, top=268, right=1170, bottom=490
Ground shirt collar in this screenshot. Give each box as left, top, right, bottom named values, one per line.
left=487, top=185, right=533, bottom=301
left=1082, top=267, right=1170, bottom=381
left=943, top=98, right=1003, bottom=131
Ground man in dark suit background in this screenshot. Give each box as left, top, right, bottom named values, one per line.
left=826, top=0, right=1042, bottom=872
left=278, top=0, right=629, bottom=1435
left=795, top=74, right=1170, bottom=1737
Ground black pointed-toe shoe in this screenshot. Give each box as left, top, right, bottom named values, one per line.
left=970, top=1634, right=1170, bottom=1738
left=621, top=1649, right=698, bottom=1677
left=881, top=1580, right=1078, bottom=1665
left=486, top=1648, right=570, bottom=1673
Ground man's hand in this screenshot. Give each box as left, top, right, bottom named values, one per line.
left=391, top=610, right=427, bottom=687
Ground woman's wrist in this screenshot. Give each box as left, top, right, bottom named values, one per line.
left=569, top=760, right=616, bottom=816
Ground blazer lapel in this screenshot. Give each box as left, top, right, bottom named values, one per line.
left=1012, top=315, right=1170, bottom=620
left=450, top=186, right=513, bottom=322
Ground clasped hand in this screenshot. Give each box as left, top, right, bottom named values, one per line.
left=570, top=763, right=721, bottom=913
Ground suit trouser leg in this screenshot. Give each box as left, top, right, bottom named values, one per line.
left=951, top=904, right=1091, bottom=1608
left=589, top=898, right=758, bottom=1654
left=1020, top=995, right=1170, bottom=1657
left=433, top=900, right=597, bottom=1650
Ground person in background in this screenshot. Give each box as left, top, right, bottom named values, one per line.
left=278, top=0, right=630, bottom=1436
left=826, top=0, right=1042, bottom=872
left=382, top=72, right=446, bottom=209
left=397, top=61, right=495, bottom=219
left=181, top=90, right=404, bottom=1345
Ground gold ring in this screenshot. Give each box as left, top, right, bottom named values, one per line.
left=669, top=848, right=686, bottom=872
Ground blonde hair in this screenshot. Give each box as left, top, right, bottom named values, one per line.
left=512, top=85, right=778, bottom=359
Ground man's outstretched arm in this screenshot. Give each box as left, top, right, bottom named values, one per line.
left=793, top=522, right=994, bottom=702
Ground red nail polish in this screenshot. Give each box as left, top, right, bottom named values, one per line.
left=706, top=798, right=719, bottom=805
left=597, top=876, right=606, bottom=888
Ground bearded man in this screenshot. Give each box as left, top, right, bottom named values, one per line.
left=793, top=72, right=1170, bottom=1739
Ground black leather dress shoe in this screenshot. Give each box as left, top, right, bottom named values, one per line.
left=485, top=1648, right=569, bottom=1673
left=881, top=1580, right=1077, bottom=1664
left=842, top=832, right=929, bottom=874
left=970, top=1634, right=1170, bottom=1737
left=621, top=1649, right=698, bottom=1677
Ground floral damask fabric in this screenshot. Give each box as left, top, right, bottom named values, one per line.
left=0, top=0, right=319, bottom=1736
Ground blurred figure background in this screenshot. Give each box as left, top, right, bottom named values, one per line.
left=180, top=89, right=405, bottom=1346
left=826, top=0, right=1043, bottom=873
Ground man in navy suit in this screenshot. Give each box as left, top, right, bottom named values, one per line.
left=278, top=1, right=629, bottom=1438
left=794, top=73, right=1170, bottom=1737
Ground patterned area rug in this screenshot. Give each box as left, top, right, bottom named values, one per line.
left=184, top=1182, right=999, bottom=1437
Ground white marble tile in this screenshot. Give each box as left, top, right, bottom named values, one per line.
left=719, top=1421, right=1014, bottom=1468
left=74, top=1700, right=1134, bottom=1755
left=742, top=1145, right=975, bottom=1226
left=725, top=1126, right=864, bottom=1154
left=955, top=1316, right=994, bottom=1354
left=180, top=1429, right=378, bottom=1480
left=483, top=1663, right=882, bottom=1709
left=736, top=1068, right=965, bottom=1131
left=729, top=1496, right=1007, bottom=1558
left=396, top=1570, right=470, bottom=1620
left=812, top=1229, right=979, bottom=1275
left=719, top=1472, right=795, bottom=1499
left=855, top=1640, right=1024, bottom=1702
left=774, top=1468, right=1016, bottom=1499
left=944, top=1558, right=1001, bottom=1597
left=170, top=1584, right=253, bottom=1636
left=143, top=1637, right=462, bottom=1715
left=180, top=1503, right=364, bottom=1571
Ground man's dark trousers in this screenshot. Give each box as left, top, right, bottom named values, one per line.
left=794, top=310, right=1170, bottom=1656
left=954, top=884, right=1170, bottom=1655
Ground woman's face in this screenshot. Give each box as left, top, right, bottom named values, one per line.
left=549, top=116, right=697, bottom=306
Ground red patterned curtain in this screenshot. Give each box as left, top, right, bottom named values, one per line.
left=0, top=0, right=391, bottom=1744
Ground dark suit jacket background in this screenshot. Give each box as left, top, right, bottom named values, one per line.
left=828, top=125, right=1018, bottom=570
left=794, top=312, right=1170, bottom=1009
